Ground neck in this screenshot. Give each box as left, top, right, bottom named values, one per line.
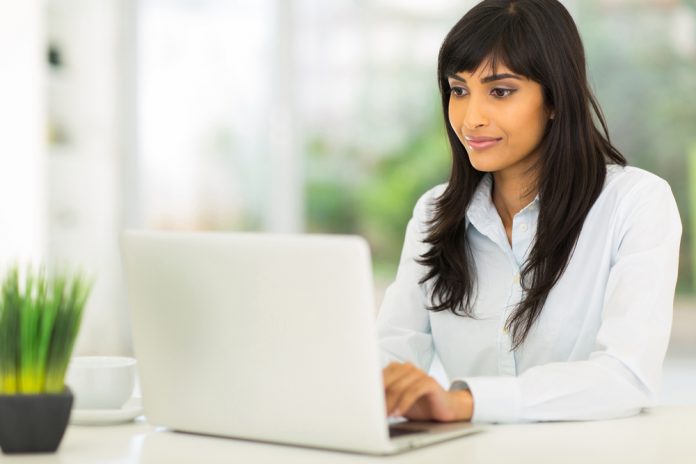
left=491, top=164, right=539, bottom=227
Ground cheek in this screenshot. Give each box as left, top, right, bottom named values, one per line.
left=448, top=100, right=463, bottom=133
left=504, top=103, right=546, bottom=147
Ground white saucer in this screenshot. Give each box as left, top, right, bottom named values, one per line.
left=70, top=397, right=144, bottom=426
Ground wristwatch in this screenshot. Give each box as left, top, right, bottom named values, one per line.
left=449, top=380, right=471, bottom=392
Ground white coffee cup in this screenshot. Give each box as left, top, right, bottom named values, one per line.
left=66, top=356, right=137, bottom=410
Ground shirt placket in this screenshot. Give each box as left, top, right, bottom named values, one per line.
left=465, top=175, right=538, bottom=378
left=498, top=250, right=520, bottom=377
left=497, top=206, right=537, bottom=377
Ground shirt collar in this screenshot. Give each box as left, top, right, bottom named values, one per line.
left=465, top=173, right=540, bottom=232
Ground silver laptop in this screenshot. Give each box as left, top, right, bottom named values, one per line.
left=121, top=230, right=484, bottom=455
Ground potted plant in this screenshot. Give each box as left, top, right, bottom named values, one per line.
left=0, top=265, right=93, bottom=454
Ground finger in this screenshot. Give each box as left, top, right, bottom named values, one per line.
left=382, top=362, right=406, bottom=385
left=383, top=364, right=419, bottom=413
left=395, top=377, right=442, bottom=419
left=382, top=363, right=424, bottom=414
left=382, top=362, right=418, bottom=389
left=385, top=369, right=426, bottom=414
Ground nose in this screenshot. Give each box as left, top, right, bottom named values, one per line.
left=462, top=96, right=488, bottom=130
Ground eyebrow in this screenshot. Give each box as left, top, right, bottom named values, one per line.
left=448, top=73, right=523, bottom=84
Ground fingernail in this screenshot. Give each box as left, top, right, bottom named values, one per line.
left=390, top=408, right=401, bottom=417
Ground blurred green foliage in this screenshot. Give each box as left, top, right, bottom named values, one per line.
left=578, top=1, right=696, bottom=292
left=306, top=115, right=450, bottom=281
left=306, top=2, right=696, bottom=292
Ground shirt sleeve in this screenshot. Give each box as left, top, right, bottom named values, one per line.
left=452, top=178, right=682, bottom=423
left=376, top=191, right=435, bottom=372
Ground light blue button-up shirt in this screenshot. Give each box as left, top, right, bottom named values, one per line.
left=377, top=165, right=682, bottom=423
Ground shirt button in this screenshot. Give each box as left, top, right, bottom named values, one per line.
left=513, top=273, right=521, bottom=285
left=519, top=223, right=528, bottom=233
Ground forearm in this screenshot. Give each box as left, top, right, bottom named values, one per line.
left=459, top=355, right=654, bottom=423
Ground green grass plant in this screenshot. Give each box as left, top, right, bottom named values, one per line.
left=0, top=265, right=93, bottom=395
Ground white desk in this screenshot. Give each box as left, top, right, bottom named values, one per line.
left=4, top=406, right=695, bottom=463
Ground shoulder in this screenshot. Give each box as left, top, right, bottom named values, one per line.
left=599, top=164, right=681, bottom=234
left=405, top=183, right=448, bottom=237
left=413, top=183, right=448, bottom=219
left=602, top=164, right=672, bottom=201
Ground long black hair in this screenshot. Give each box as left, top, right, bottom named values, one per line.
left=418, top=0, right=626, bottom=350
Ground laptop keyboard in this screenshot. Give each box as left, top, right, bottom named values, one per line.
left=389, top=426, right=426, bottom=438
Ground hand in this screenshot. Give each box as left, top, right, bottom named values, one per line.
left=382, top=362, right=473, bottom=422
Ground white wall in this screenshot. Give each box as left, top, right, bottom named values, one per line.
left=46, top=0, right=133, bottom=355
left=0, top=1, right=45, bottom=265
left=0, top=0, right=134, bottom=356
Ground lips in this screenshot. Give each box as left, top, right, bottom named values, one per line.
left=464, top=135, right=502, bottom=151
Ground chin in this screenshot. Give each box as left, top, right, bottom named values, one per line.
left=467, top=153, right=502, bottom=173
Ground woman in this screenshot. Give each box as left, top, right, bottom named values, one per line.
left=377, top=0, right=682, bottom=424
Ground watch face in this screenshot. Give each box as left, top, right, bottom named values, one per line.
left=450, top=380, right=470, bottom=391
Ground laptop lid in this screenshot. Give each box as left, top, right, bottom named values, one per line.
left=121, top=230, right=393, bottom=454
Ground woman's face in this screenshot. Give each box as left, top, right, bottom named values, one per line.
left=446, top=62, right=553, bottom=176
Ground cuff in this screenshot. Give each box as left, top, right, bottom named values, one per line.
left=451, top=376, right=523, bottom=423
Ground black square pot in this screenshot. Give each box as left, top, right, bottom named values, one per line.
left=0, top=387, right=73, bottom=454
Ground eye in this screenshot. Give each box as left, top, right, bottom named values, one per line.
left=450, top=86, right=467, bottom=97
left=491, top=88, right=516, bottom=98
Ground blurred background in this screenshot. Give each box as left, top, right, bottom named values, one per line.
left=1, top=0, right=694, bottom=404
